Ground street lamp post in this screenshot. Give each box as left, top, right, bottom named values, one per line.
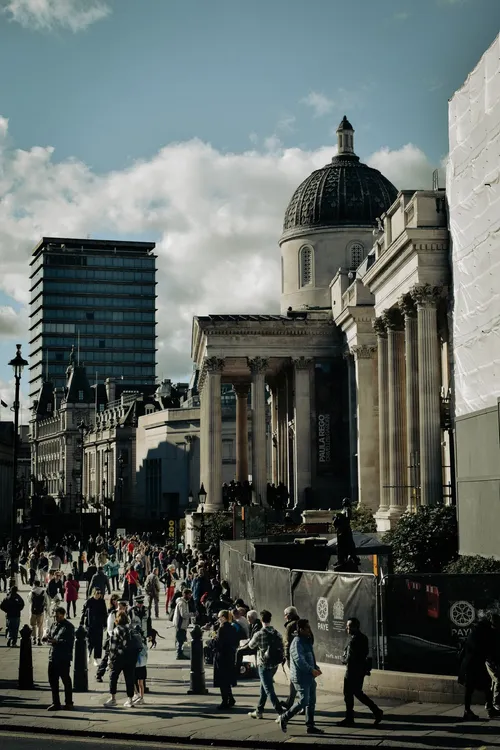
left=198, top=484, right=207, bottom=545
left=118, top=453, right=124, bottom=523
left=8, top=344, right=28, bottom=584
left=77, top=419, right=89, bottom=573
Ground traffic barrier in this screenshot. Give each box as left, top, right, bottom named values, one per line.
left=18, top=624, right=34, bottom=689
left=187, top=624, right=208, bottom=695
left=73, top=625, right=88, bottom=692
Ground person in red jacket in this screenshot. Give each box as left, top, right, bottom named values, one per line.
left=64, top=574, right=80, bottom=619
left=125, top=566, right=139, bottom=605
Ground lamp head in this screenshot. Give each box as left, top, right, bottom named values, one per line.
left=198, top=483, right=207, bottom=505
left=9, top=344, right=28, bottom=377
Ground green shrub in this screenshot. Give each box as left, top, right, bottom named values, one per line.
left=444, top=555, right=500, bottom=574
left=350, top=504, right=377, bottom=534
left=204, top=511, right=233, bottom=546
left=383, top=505, right=458, bottom=573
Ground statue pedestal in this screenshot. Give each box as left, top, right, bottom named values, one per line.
left=301, top=509, right=333, bottom=534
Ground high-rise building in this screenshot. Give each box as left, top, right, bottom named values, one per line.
left=29, top=237, right=157, bottom=402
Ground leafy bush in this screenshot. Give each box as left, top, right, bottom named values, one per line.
left=383, top=505, right=458, bottom=574
left=204, top=511, right=233, bottom=546
left=350, top=505, right=377, bottom=534
left=444, top=555, right=500, bottom=574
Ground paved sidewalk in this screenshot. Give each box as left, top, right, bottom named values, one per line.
left=0, top=578, right=499, bottom=748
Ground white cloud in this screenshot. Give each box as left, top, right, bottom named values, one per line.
left=0, top=117, right=437, bottom=380
left=301, top=91, right=334, bottom=118
left=2, top=0, right=111, bottom=32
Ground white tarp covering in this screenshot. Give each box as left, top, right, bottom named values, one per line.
left=448, top=34, right=500, bottom=417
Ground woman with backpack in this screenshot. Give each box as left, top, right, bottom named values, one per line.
left=104, top=612, right=140, bottom=708
left=64, top=573, right=80, bottom=618
left=213, top=610, right=240, bottom=709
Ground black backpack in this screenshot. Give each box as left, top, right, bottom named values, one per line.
left=31, top=591, right=45, bottom=616
left=264, top=628, right=285, bottom=668
left=125, top=628, right=143, bottom=658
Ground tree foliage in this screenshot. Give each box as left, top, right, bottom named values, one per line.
left=204, top=511, right=233, bottom=547
left=350, top=505, right=377, bottom=534
left=444, top=555, right=500, bottom=574
left=383, top=505, right=458, bottom=574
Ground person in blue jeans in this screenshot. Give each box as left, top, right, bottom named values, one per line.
left=0, top=585, right=25, bottom=646
left=276, top=618, right=324, bottom=735
left=246, top=609, right=284, bottom=719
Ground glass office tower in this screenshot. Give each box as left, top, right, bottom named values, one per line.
left=29, top=237, right=157, bottom=403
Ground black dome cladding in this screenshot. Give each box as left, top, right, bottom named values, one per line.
left=282, top=153, right=398, bottom=238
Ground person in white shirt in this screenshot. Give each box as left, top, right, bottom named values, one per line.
left=49, top=553, right=62, bottom=571
left=28, top=580, right=50, bottom=645
left=173, top=588, right=193, bottom=660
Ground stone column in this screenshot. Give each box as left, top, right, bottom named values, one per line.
left=382, top=308, right=407, bottom=519
left=399, top=293, right=420, bottom=509
left=270, top=384, right=278, bottom=485
left=293, top=357, right=312, bottom=509
left=373, top=317, right=390, bottom=520
left=248, top=357, right=268, bottom=506
left=199, top=357, right=224, bottom=510
left=277, top=377, right=287, bottom=486
left=233, top=384, right=250, bottom=483
left=351, top=344, right=379, bottom=513
left=412, top=284, right=443, bottom=506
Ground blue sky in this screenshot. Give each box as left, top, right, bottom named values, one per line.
left=0, top=0, right=498, bottom=409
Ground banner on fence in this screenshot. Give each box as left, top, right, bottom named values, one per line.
left=383, top=574, right=500, bottom=675
left=291, top=570, right=376, bottom=665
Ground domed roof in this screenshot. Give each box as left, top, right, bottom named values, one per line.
left=281, top=117, right=398, bottom=241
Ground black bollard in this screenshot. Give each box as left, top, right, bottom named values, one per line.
left=73, top=625, right=88, bottom=692
left=18, top=624, right=34, bottom=689
left=187, top=624, right=208, bottom=695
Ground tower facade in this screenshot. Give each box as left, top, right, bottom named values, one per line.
left=29, top=237, right=157, bottom=403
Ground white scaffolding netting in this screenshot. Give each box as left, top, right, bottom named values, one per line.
left=448, top=33, right=500, bottom=417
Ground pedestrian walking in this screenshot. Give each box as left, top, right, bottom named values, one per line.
left=28, top=580, right=49, bottom=645
left=47, top=606, right=75, bottom=711
left=96, top=594, right=121, bottom=683
left=104, top=557, right=120, bottom=592
left=104, top=612, right=141, bottom=708
left=0, top=585, right=25, bottom=647
left=131, top=625, right=148, bottom=706
left=81, top=588, right=107, bottom=666
left=125, top=566, right=139, bottom=605
left=459, top=612, right=500, bottom=721
left=246, top=609, right=285, bottom=719
left=282, top=606, right=300, bottom=709
left=145, top=567, right=161, bottom=618
left=173, top=588, right=193, bottom=659
left=64, top=574, right=79, bottom=618
left=337, top=617, right=383, bottom=727
left=213, top=610, right=239, bottom=709
left=276, top=618, right=324, bottom=734
left=88, top=566, right=111, bottom=596
left=47, top=571, right=64, bottom=601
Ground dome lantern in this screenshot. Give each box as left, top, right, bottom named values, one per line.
left=336, top=115, right=355, bottom=156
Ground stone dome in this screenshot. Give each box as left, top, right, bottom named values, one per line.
left=281, top=117, right=398, bottom=241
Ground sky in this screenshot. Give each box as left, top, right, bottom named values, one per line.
left=0, top=0, right=499, bottom=414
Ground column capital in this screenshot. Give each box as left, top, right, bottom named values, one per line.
left=204, top=356, right=225, bottom=373
left=351, top=344, right=377, bottom=360
left=372, top=316, right=387, bottom=337
left=399, top=292, right=417, bottom=318
left=233, top=383, right=250, bottom=398
left=382, top=307, right=405, bottom=331
left=247, top=356, right=268, bottom=375
left=410, top=283, right=444, bottom=308
left=292, top=356, right=313, bottom=370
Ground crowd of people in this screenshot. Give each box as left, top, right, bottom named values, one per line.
left=1, top=530, right=499, bottom=728
left=220, top=481, right=290, bottom=510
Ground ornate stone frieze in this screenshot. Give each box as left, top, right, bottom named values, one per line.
left=204, top=327, right=334, bottom=337
left=292, top=356, right=313, bottom=370
left=372, top=316, right=387, bottom=337
left=247, top=356, right=269, bottom=375
left=351, top=344, right=377, bottom=360
left=399, top=292, right=417, bottom=318
left=410, top=283, right=444, bottom=308
left=382, top=307, right=405, bottom=331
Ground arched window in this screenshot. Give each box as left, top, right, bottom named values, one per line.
left=299, top=245, right=314, bottom=288
left=349, top=242, right=364, bottom=270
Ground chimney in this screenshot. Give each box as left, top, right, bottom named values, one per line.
left=105, top=378, right=116, bottom=405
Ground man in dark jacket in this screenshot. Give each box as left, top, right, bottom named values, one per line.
left=337, top=617, right=382, bottom=727
left=47, top=606, right=75, bottom=710
left=459, top=612, right=500, bottom=720
left=88, top=566, right=111, bottom=596
left=0, top=585, right=25, bottom=646
left=81, top=589, right=108, bottom=666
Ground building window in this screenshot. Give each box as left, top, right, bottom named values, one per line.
left=299, top=246, right=314, bottom=288
left=78, top=390, right=83, bottom=401
left=145, top=404, right=155, bottom=415
left=349, top=242, right=364, bottom=270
